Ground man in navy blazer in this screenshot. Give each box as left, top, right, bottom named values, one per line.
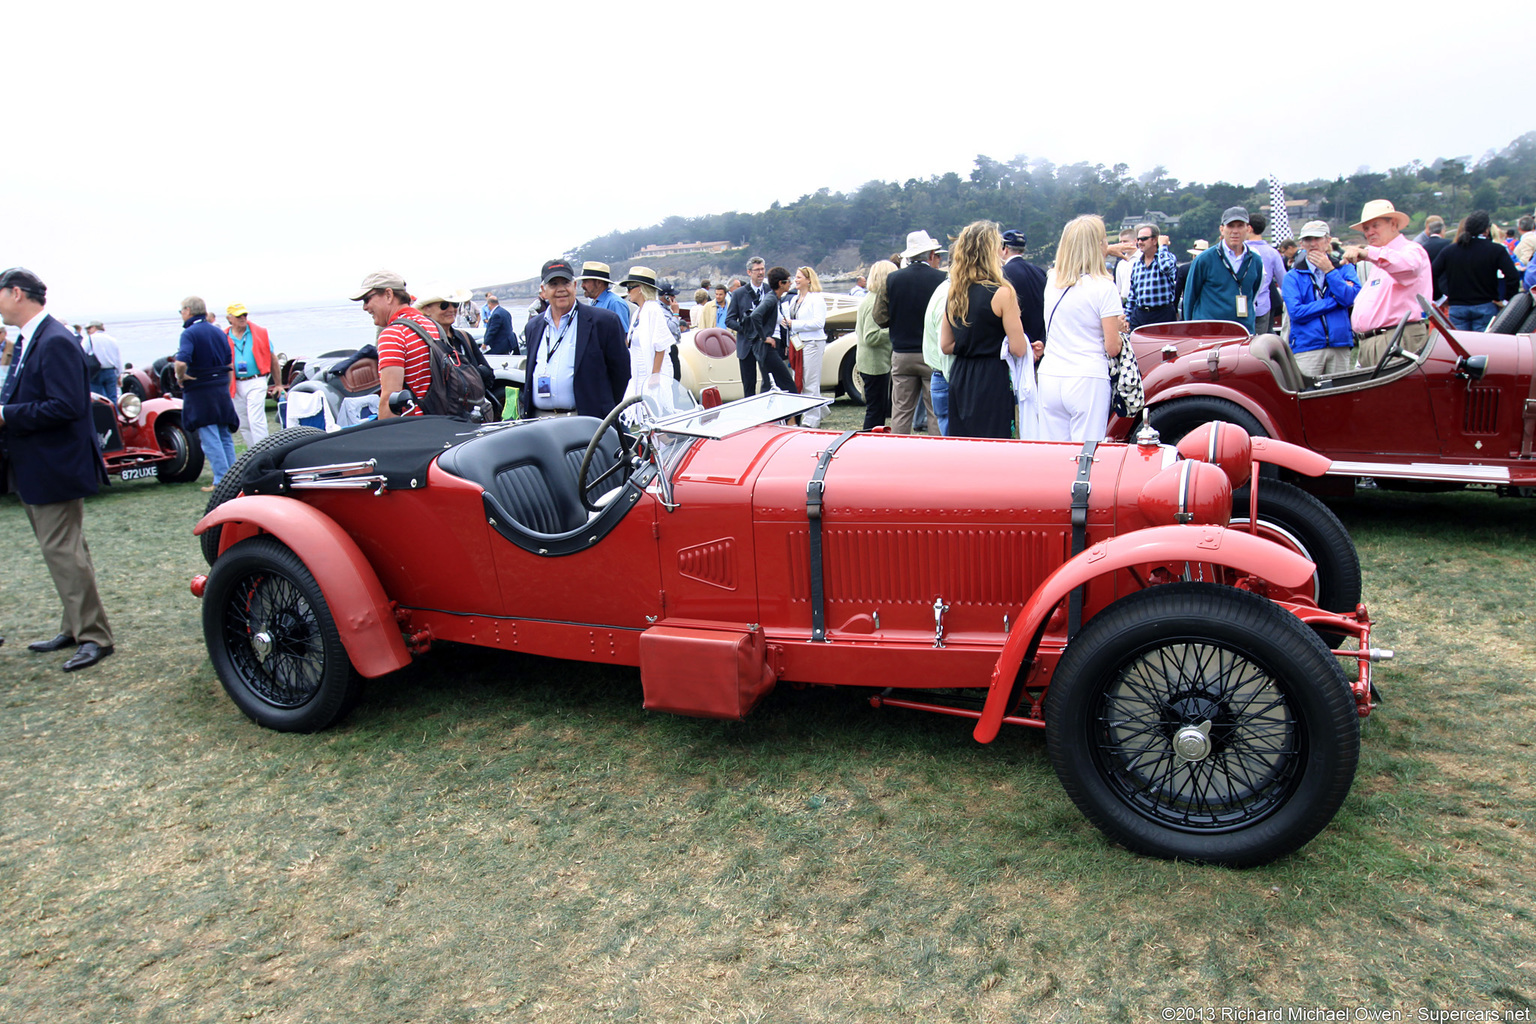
left=723, top=257, right=768, bottom=396
left=518, top=259, right=629, bottom=419
left=0, top=267, right=115, bottom=670
left=482, top=293, right=515, bottom=355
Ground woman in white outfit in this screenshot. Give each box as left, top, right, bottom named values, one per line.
left=619, top=266, right=674, bottom=396
left=1037, top=215, right=1127, bottom=443
left=781, top=266, right=828, bottom=428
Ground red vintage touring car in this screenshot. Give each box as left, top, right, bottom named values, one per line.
left=1113, top=300, right=1536, bottom=495
left=94, top=392, right=203, bottom=484
left=191, top=382, right=1386, bottom=865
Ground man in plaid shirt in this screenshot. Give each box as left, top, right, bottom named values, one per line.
left=1124, top=222, right=1179, bottom=329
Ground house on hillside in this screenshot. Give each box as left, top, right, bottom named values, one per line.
left=631, top=241, right=733, bottom=258
left=1118, top=211, right=1181, bottom=231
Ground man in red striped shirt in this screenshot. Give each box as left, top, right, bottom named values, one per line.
left=351, top=270, right=440, bottom=418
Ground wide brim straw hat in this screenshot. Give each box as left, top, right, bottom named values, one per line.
left=1350, top=199, right=1410, bottom=232
left=413, top=284, right=472, bottom=308
left=618, top=266, right=660, bottom=290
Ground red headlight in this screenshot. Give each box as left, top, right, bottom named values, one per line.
left=1175, top=420, right=1252, bottom=489
left=1137, top=459, right=1233, bottom=527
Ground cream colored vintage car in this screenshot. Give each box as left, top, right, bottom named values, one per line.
left=677, top=300, right=863, bottom=403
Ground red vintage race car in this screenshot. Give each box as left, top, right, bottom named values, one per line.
left=191, top=382, right=1386, bottom=866
left=1112, top=299, right=1536, bottom=495
left=94, top=392, right=203, bottom=484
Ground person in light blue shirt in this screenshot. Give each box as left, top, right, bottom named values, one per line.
left=577, top=261, right=635, bottom=329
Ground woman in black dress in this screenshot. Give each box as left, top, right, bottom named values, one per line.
left=940, top=221, right=1031, bottom=438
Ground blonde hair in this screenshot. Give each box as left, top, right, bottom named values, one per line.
left=795, top=266, right=822, bottom=292
left=629, top=283, right=657, bottom=303
left=865, top=260, right=897, bottom=325
left=1051, top=215, right=1112, bottom=289
left=945, top=220, right=1006, bottom=329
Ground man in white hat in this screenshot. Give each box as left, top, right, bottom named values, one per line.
left=82, top=319, right=122, bottom=402
left=1341, top=199, right=1432, bottom=368
left=886, top=230, right=946, bottom=433
left=1282, top=221, right=1360, bottom=377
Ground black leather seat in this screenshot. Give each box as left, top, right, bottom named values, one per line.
left=437, top=417, right=620, bottom=539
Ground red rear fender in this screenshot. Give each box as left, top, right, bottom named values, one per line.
left=972, top=526, right=1316, bottom=743
left=194, top=496, right=411, bottom=678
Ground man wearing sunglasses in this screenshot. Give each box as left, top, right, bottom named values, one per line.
left=1123, top=222, right=1179, bottom=330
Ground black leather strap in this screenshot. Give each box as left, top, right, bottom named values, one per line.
left=807, top=430, right=859, bottom=642
left=1067, top=436, right=1098, bottom=638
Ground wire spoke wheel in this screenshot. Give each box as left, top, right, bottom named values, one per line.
left=204, top=537, right=358, bottom=732
left=1046, top=583, right=1358, bottom=866
left=1096, top=640, right=1299, bottom=832
left=223, top=569, right=327, bottom=708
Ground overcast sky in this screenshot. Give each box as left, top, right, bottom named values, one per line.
left=10, top=0, right=1531, bottom=317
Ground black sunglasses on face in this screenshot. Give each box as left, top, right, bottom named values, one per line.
left=1137, top=235, right=1155, bottom=242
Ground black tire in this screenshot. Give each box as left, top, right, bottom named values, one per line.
left=1148, top=396, right=1267, bottom=446
left=838, top=349, right=865, bottom=405
left=155, top=417, right=205, bottom=483
left=1045, top=583, right=1359, bottom=866
left=1230, top=480, right=1361, bottom=643
left=122, top=375, right=148, bottom=400
left=203, top=537, right=359, bottom=732
left=200, top=426, right=325, bottom=565
left=1486, top=292, right=1532, bottom=334
left=1518, top=307, right=1536, bottom=335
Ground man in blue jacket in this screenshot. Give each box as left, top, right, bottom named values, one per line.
left=1282, top=221, right=1360, bottom=377
left=1183, top=206, right=1264, bottom=331
left=482, top=294, right=515, bottom=355
left=0, top=267, right=115, bottom=670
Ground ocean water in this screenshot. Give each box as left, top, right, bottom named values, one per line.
left=96, top=299, right=535, bottom=372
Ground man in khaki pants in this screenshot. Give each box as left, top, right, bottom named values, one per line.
left=0, top=267, right=114, bottom=671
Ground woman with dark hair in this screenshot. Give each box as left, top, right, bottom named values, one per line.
left=939, top=221, right=1032, bottom=439
left=1431, top=211, right=1522, bottom=332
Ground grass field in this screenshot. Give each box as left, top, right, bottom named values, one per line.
left=2, top=402, right=1533, bottom=1022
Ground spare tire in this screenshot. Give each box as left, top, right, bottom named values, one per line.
left=200, top=426, right=325, bottom=565
left=1487, top=292, right=1533, bottom=334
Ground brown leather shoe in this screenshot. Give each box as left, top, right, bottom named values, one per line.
left=28, top=633, right=77, bottom=652
left=62, top=643, right=114, bottom=671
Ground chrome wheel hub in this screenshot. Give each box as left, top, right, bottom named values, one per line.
left=251, top=629, right=273, bottom=662
left=1173, top=720, right=1214, bottom=764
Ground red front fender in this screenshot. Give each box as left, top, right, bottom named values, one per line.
left=973, top=526, right=1316, bottom=743
left=194, top=496, right=411, bottom=678
left=1249, top=435, right=1332, bottom=478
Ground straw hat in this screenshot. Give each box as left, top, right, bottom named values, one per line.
left=1350, top=199, right=1410, bottom=232
left=619, top=266, right=660, bottom=290
left=413, top=284, right=471, bottom=308
left=1187, top=239, right=1210, bottom=256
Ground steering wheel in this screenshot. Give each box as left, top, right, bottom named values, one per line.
left=577, top=394, right=645, bottom=513
left=1368, top=313, right=1413, bottom=381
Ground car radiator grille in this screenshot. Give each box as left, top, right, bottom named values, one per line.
left=785, top=527, right=1064, bottom=607
left=1464, top=387, right=1500, bottom=434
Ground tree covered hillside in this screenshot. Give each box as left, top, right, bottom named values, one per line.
left=572, top=132, right=1536, bottom=277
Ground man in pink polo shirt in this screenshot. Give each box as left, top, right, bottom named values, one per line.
left=1340, top=199, right=1433, bottom=368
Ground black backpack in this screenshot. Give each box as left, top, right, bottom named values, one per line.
left=394, top=318, right=487, bottom=419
